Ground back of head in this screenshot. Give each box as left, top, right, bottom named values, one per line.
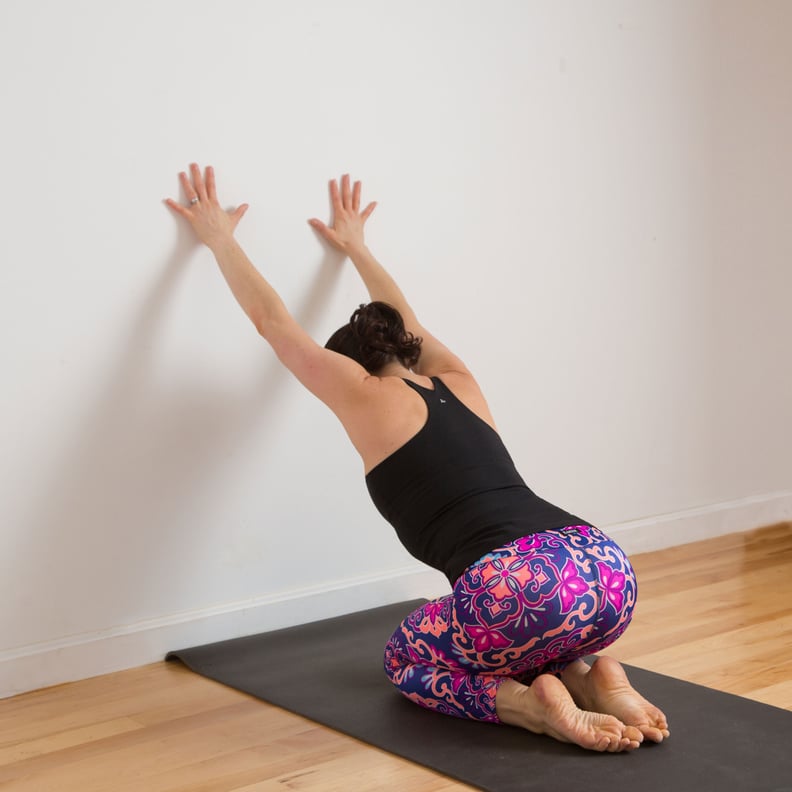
left=325, top=302, right=422, bottom=374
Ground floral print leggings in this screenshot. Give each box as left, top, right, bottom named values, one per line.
left=383, top=525, right=637, bottom=722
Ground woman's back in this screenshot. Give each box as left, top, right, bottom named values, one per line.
left=338, top=368, right=498, bottom=476
left=364, top=375, right=591, bottom=584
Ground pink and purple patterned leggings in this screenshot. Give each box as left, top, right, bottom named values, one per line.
left=383, top=525, right=636, bottom=722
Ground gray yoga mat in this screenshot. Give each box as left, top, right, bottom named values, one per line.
left=167, top=599, right=792, bottom=792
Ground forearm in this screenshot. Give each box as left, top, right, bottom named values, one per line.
left=209, top=236, right=290, bottom=336
left=347, top=244, right=418, bottom=326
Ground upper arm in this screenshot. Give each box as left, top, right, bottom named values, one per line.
left=411, top=323, right=470, bottom=377
left=265, top=316, right=372, bottom=413
left=408, top=320, right=497, bottom=430
left=392, top=302, right=469, bottom=377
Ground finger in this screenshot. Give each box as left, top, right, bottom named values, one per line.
left=341, top=173, right=351, bottom=209
left=360, top=201, right=377, bottom=222
left=231, top=203, right=249, bottom=224
left=329, top=179, right=342, bottom=212
left=352, top=180, right=361, bottom=213
left=206, top=165, right=218, bottom=202
left=308, top=218, right=335, bottom=242
left=308, top=218, right=328, bottom=233
left=164, top=197, right=190, bottom=218
left=179, top=171, right=198, bottom=204
left=190, top=162, right=208, bottom=201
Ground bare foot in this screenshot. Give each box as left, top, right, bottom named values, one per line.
left=563, top=657, right=670, bottom=743
left=495, top=675, right=642, bottom=752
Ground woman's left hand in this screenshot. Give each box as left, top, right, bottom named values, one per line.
left=165, top=163, right=249, bottom=250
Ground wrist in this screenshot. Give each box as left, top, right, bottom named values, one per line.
left=346, top=242, right=372, bottom=264
left=207, top=234, right=240, bottom=258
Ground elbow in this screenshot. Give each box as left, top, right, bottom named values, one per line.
left=253, top=314, right=271, bottom=339
left=253, top=309, right=286, bottom=342
left=254, top=313, right=297, bottom=360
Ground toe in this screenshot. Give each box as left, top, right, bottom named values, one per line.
left=624, top=725, right=644, bottom=744
left=603, top=736, right=622, bottom=753
left=595, top=735, right=613, bottom=752
left=641, top=724, right=669, bottom=743
left=610, top=736, right=635, bottom=753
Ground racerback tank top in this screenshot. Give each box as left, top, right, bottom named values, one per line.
left=365, top=377, right=592, bottom=585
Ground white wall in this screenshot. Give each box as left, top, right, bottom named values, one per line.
left=1, top=0, right=790, bottom=697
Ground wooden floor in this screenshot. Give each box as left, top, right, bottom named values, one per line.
left=2, top=523, right=791, bottom=791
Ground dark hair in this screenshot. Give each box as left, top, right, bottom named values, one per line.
left=325, top=302, right=422, bottom=374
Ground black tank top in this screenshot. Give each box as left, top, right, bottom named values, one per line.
left=365, top=377, right=592, bottom=585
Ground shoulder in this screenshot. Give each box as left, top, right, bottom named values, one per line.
left=434, top=369, right=481, bottom=399
left=333, top=375, right=432, bottom=472
left=436, top=370, right=498, bottom=432
left=331, top=373, right=418, bottom=423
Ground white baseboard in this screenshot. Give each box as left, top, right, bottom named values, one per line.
left=605, top=490, right=792, bottom=555
left=0, top=564, right=450, bottom=700
left=3, top=490, right=790, bottom=700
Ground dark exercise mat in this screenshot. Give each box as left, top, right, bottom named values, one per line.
left=167, top=599, right=792, bottom=792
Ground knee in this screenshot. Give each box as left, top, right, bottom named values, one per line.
left=596, top=591, right=635, bottom=646
left=383, top=629, right=410, bottom=684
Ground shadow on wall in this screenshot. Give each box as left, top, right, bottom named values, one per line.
left=9, top=224, right=345, bottom=651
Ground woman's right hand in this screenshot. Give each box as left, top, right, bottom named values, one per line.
left=308, top=174, right=377, bottom=254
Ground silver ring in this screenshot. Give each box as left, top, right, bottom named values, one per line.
left=190, top=197, right=199, bottom=205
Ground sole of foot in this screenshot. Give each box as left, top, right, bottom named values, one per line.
left=522, top=675, right=642, bottom=753
left=578, top=656, right=671, bottom=743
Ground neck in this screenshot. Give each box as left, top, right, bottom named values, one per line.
left=375, top=361, right=413, bottom=379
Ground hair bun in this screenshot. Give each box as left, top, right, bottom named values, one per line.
left=325, top=302, right=422, bottom=373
